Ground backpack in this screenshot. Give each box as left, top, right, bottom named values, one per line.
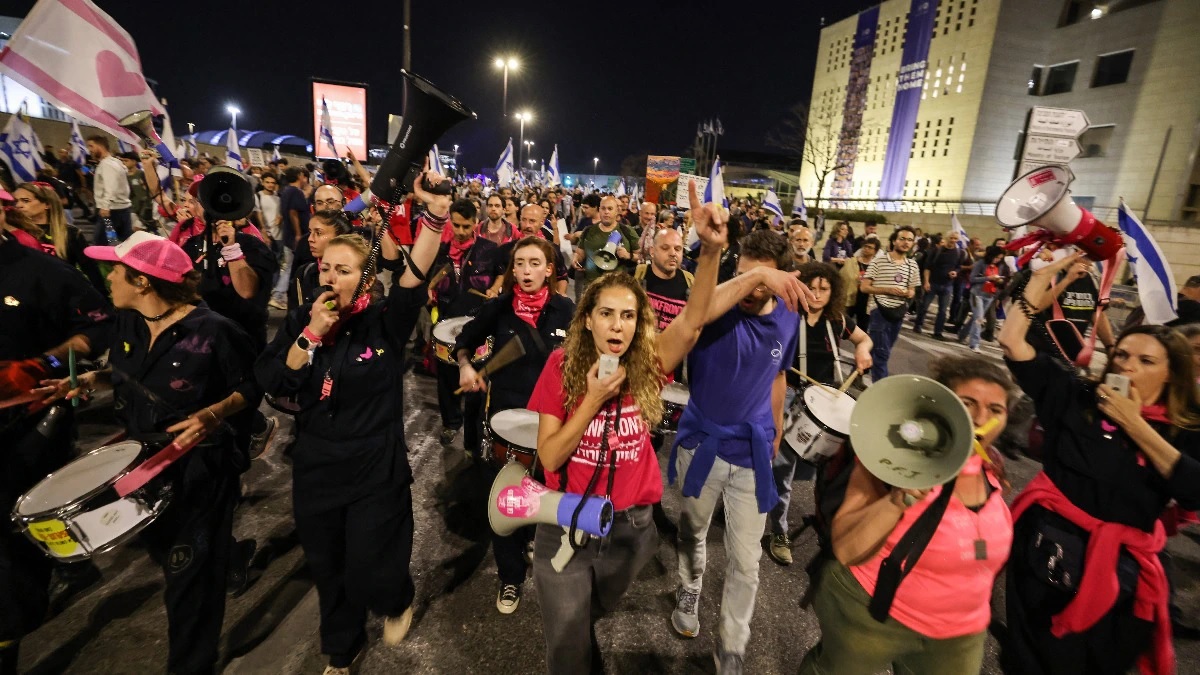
left=633, top=263, right=694, bottom=294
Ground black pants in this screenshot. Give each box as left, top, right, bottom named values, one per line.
left=1001, top=514, right=1155, bottom=675
left=481, top=460, right=533, bottom=586
left=93, top=207, right=133, bottom=244
left=140, top=470, right=239, bottom=675
left=294, top=481, right=415, bottom=667
left=0, top=407, right=74, bottom=647
left=435, top=361, right=483, bottom=448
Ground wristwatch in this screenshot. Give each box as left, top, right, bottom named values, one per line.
left=296, top=334, right=317, bottom=351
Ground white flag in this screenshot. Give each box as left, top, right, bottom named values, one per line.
left=792, top=184, right=807, bottom=221
left=224, top=127, right=242, bottom=171
left=951, top=212, right=969, bottom=250
left=1118, top=202, right=1177, bottom=324
left=763, top=189, right=784, bottom=222
left=0, top=0, right=163, bottom=143
left=547, top=145, right=561, bottom=186
left=495, top=138, right=514, bottom=187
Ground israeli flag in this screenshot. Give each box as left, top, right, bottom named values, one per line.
left=225, top=126, right=243, bottom=171
left=428, top=144, right=445, bottom=175
left=185, top=135, right=198, bottom=159
left=951, top=212, right=969, bottom=250
left=703, top=156, right=727, bottom=207
left=615, top=180, right=626, bottom=197
left=320, top=97, right=337, bottom=157
left=547, top=145, right=561, bottom=186
left=763, top=189, right=784, bottom=222
left=495, top=137, right=514, bottom=187
left=272, top=145, right=282, bottom=162
left=69, top=118, right=88, bottom=165
left=792, top=184, right=807, bottom=220
left=1118, top=201, right=1177, bottom=324
left=116, top=138, right=132, bottom=154
left=0, top=111, right=43, bottom=182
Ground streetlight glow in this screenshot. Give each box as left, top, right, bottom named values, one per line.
left=226, top=104, right=241, bottom=131
left=494, top=56, right=521, bottom=116
left=494, top=58, right=505, bottom=68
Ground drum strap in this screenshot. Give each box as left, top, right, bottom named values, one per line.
left=798, top=317, right=845, bottom=385
left=798, top=319, right=807, bottom=377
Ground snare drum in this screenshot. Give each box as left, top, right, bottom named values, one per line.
left=489, top=408, right=540, bottom=469
left=660, top=382, right=691, bottom=433
left=783, top=386, right=855, bottom=463
left=432, top=316, right=493, bottom=365
left=11, top=440, right=171, bottom=561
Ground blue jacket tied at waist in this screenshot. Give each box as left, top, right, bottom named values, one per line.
left=668, top=401, right=779, bottom=513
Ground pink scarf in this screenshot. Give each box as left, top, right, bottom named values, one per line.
left=448, top=235, right=475, bottom=267
left=323, top=293, right=372, bottom=346
left=512, top=285, right=549, bottom=328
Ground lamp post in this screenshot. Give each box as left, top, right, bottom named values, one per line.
left=452, top=144, right=460, bottom=176
left=515, top=111, right=532, bottom=172
left=226, top=104, right=240, bottom=132
left=523, top=140, right=535, bottom=172
left=593, top=157, right=599, bottom=187
left=494, top=56, right=519, bottom=117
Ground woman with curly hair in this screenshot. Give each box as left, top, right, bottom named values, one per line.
left=526, top=184, right=800, bottom=673
left=767, top=261, right=873, bottom=567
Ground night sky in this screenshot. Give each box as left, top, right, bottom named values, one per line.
left=12, top=0, right=878, bottom=173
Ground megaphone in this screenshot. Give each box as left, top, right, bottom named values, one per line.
left=119, top=110, right=179, bottom=168
left=197, top=166, right=255, bottom=222
left=848, top=375, right=974, bottom=490
left=592, top=242, right=620, bottom=271
left=996, top=164, right=1122, bottom=261
left=368, top=71, right=476, bottom=206
left=488, top=461, right=614, bottom=538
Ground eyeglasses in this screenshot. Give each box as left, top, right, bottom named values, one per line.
left=314, top=199, right=343, bottom=207
left=895, top=237, right=916, bottom=242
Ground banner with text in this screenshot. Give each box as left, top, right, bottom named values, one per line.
left=830, top=6, right=880, bottom=201
left=878, top=0, right=939, bottom=202
left=312, top=80, right=367, bottom=160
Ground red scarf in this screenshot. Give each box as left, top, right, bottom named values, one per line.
left=512, top=285, right=549, bottom=328
left=448, top=235, right=475, bottom=267
left=1141, top=403, right=1170, bottom=424
left=323, top=293, right=372, bottom=346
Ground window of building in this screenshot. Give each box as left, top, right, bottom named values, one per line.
left=1078, top=124, right=1115, bottom=158
left=1033, top=61, right=1078, bottom=95
left=1092, top=49, right=1134, bottom=87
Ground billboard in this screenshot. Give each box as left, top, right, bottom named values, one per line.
left=312, top=80, right=367, bottom=160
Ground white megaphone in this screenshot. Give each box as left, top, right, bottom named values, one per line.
left=592, top=242, right=620, bottom=272
left=848, top=375, right=974, bottom=490
left=996, top=164, right=1123, bottom=261
left=488, top=461, right=614, bottom=537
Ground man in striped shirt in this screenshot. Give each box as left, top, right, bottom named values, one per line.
left=859, top=225, right=920, bottom=381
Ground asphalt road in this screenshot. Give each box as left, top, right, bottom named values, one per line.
left=14, top=312, right=1200, bottom=675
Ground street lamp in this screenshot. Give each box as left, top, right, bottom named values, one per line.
left=494, top=56, right=519, bottom=117
left=452, top=144, right=460, bottom=175
left=523, top=140, right=534, bottom=168
left=225, top=104, right=241, bottom=131
left=593, top=157, right=599, bottom=186
left=515, top=111, right=532, bottom=170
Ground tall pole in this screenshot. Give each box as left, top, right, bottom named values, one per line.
left=1144, top=125, right=1172, bottom=220
left=518, top=117, right=526, bottom=171
left=402, top=0, right=412, bottom=113
left=502, top=65, right=509, bottom=117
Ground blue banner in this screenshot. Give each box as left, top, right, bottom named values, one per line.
left=830, top=6, right=880, bottom=202
left=879, top=0, right=940, bottom=203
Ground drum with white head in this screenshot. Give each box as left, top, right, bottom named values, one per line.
left=783, top=386, right=856, bottom=463
left=489, top=408, right=540, bottom=469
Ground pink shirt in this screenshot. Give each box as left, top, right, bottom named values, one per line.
left=850, top=455, right=1012, bottom=639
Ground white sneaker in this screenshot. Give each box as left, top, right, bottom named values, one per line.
left=382, top=606, right=414, bottom=645
left=496, top=583, right=521, bottom=614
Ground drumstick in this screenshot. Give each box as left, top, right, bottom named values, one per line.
left=468, top=288, right=489, bottom=298
left=68, top=347, right=78, bottom=408
left=789, top=368, right=838, bottom=396
left=427, top=263, right=452, bottom=289
left=838, top=369, right=860, bottom=394
left=454, top=336, right=527, bottom=394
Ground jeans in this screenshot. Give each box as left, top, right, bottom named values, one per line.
left=957, top=291, right=994, bottom=349
left=867, top=308, right=903, bottom=381
left=533, top=506, right=657, bottom=674
left=914, top=282, right=952, bottom=335
left=798, top=561, right=987, bottom=675
left=770, top=387, right=814, bottom=535
left=270, top=241, right=294, bottom=300
left=675, top=445, right=768, bottom=655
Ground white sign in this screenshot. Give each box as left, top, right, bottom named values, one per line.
left=1022, top=134, right=1082, bottom=164
left=1028, top=107, right=1090, bottom=138
left=245, top=148, right=264, bottom=167
left=675, top=173, right=708, bottom=208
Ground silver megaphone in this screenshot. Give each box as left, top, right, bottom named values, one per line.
left=591, top=242, right=620, bottom=272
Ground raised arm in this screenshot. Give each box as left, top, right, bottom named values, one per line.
left=397, top=163, right=450, bottom=289
left=998, top=251, right=1086, bottom=363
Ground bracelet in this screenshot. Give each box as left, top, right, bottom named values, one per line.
left=203, top=408, right=219, bottom=426
left=420, top=210, right=448, bottom=234
left=221, top=243, right=245, bottom=262
left=302, top=327, right=324, bottom=346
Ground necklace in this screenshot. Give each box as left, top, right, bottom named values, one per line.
left=141, top=305, right=180, bottom=322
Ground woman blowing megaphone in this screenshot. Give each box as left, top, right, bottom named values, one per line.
left=799, top=356, right=1015, bottom=675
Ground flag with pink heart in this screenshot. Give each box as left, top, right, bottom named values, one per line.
left=0, top=0, right=164, bottom=143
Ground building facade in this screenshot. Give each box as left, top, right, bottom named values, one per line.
left=800, top=0, right=1200, bottom=222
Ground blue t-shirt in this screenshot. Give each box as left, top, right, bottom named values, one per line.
left=278, top=185, right=311, bottom=247
left=685, top=299, right=798, bottom=467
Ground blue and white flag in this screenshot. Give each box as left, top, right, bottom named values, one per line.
left=703, top=156, right=727, bottom=207
left=0, top=111, right=43, bottom=182
left=319, top=96, right=337, bottom=157
left=272, top=145, right=282, bottom=163
left=69, top=118, right=88, bottom=165
left=951, top=212, right=968, bottom=250
left=1118, top=201, right=1177, bottom=324
left=185, top=134, right=198, bottom=159
left=224, top=126, right=242, bottom=171
left=792, top=184, right=807, bottom=220
left=547, top=145, right=561, bottom=186
left=116, top=138, right=132, bottom=154
left=615, top=180, right=626, bottom=197
left=495, top=137, right=514, bottom=187
left=763, top=189, right=784, bottom=222
left=428, top=144, right=444, bottom=175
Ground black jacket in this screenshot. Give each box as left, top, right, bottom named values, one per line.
left=431, top=237, right=504, bottom=319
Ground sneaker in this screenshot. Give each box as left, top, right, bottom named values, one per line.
left=714, top=646, right=745, bottom=675
left=249, top=415, right=277, bottom=460
left=226, top=539, right=256, bottom=597
left=496, top=583, right=521, bottom=614
left=932, top=333, right=946, bottom=341
left=767, top=533, right=793, bottom=566
left=912, top=325, right=923, bottom=334
left=439, top=427, right=457, bottom=445
left=322, top=667, right=350, bottom=675
left=382, top=605, right=414, bottom=645
left=971, top=346, right=983, bottom=353
left=671, top=587, right=700, bottom=638
left=268, top=297, right=287, bottom=310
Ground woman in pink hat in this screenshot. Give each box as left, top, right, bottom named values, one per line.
left=40, top=230, right=263, bottom=675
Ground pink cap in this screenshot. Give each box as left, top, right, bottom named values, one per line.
left=84, top=231, right=193, bottom=283
left=0, top=188, right=12, bottom=201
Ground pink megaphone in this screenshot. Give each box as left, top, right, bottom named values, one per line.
left=996, top=165, right=1123, bottom=261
